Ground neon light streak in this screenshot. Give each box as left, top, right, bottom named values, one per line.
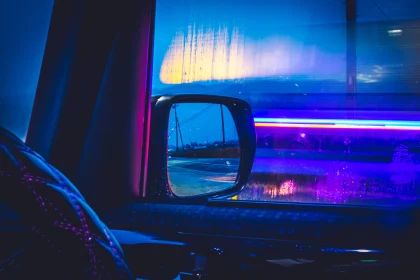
left=253, top=118, right=420, bottom=127
left=254, top=123, right=420, bottom=130
left=253, top=118, right=420, bottom=130
left=346, top=249, right=382, bottom=253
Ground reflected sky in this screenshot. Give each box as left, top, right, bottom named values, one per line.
left=168, top=103, right=237, bottom=147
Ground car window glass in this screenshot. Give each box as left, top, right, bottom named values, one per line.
left=152, top=0, right=420, bottom=207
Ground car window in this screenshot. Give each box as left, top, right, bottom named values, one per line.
left=0, top=0, right=54, bottom=141
left=152, top=0, right=420, bottom=207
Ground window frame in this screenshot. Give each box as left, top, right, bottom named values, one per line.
left=144, top=0, right=420, bottom=210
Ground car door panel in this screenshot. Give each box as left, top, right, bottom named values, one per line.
left=105, top=202, right=419, bottom=278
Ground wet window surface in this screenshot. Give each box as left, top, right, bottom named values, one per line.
left=152, top=0, right=420, bottom=207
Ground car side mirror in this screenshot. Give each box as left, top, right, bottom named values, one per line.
left=147, top=94, right=256, bottom=201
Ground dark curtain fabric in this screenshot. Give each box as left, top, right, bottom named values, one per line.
left=26, top=0, right=155, bottom=212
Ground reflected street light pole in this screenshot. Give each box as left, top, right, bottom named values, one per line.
left=220, top=104, right=225, bottom=145
left=173, top=104, right=184, bottom=151
left=173, top=105, right=179, bottom=151
left=177, top=120, right=184, bottom=151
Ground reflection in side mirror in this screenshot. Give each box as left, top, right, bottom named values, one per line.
left=167, top=103, right=239, bottom=197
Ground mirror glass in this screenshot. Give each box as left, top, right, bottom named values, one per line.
left=167, top=103, right=240, bottom=197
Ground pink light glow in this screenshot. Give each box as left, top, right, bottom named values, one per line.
left=263, top=180, right=297, bottom=198
left=255, top=122, right=420, bottom=131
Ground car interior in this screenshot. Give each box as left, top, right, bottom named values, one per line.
left=1, top=0, right=419, bottom=279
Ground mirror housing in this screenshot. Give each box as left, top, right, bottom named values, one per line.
left=147, top=94, right=256, bottom=201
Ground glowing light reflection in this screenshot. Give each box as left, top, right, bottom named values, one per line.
left=255, top=123, right=420, bottom=130
left=346, top=249, right=382, bottom=253
left=254, top=118, right=420, bottom=126
left=254, top=118, right=420, bottom=131
left=160, top=25, right=343, bottom=84
left=263, top=180, right=297, bottom=197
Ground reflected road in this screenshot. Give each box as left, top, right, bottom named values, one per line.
left=167, top=157, right=239, bottom=196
